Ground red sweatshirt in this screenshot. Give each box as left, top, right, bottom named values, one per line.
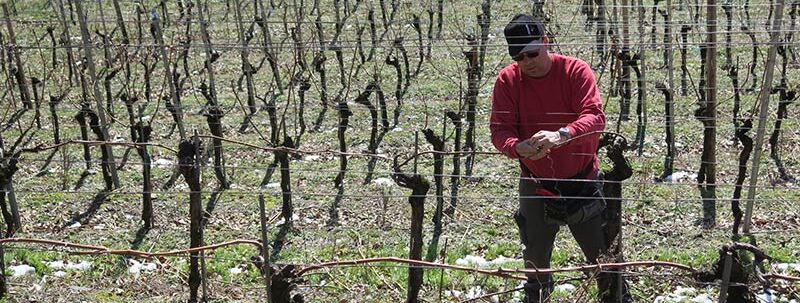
left=490, top=53, right=605, bottom=182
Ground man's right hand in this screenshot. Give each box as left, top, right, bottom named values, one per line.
left=515, top=139, right=549, bottom=160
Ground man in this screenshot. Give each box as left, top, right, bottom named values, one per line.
left=490, top=14, right=629, bottom=302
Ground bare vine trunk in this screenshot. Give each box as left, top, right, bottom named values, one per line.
left=198, top=4, right=230, bottom=189
left=392, top=166, right=430, bottom=303
left=178, top=139, right=204, bottom=303
left=423, top=128, right=445, bottom=262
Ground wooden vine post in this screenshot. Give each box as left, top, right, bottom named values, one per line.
left=634, top=0, right=648, bottom=155
left=593, top=0, right=609, bottom=61
left=0, top=241, right=4, bottom=298
left=1, top=2, right=31, bottom=111
left=744, top=0, right=786, bottom=234
left=73, top=0, right=120, bottom=189
left=463, top=2, right=491, bottom=176
left=659, top=0, right=676, bottom=181
left=53, top=0, right=78, bottom=85
left=233, top=0, right=258, bottom=133
left=718, top=252, right=733, bottom=302
left=619, top=0, right=632, bottom=121
left=197, top=2, right=230, bottom=189
left=700, top=0, right=718, bottom=227
left=258, top=185, right=273, bottom=303
left=679, top=25, right=691, bottom=96
left=152, top=10, right=187, bottom=141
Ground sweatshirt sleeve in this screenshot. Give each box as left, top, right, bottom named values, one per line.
left=490, top=71, right=521, bottom=159
left=566, top=61, right=606, bottom=138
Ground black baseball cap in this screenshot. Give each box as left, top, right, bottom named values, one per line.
left=504, top=14, right=546, bottom=58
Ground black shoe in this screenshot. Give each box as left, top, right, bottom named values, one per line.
left=601, top=293, right=633, bottom=303
left=522, top=281, right=553, bottom=303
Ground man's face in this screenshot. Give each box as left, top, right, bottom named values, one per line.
left=514, top=45, right=549, bottom=78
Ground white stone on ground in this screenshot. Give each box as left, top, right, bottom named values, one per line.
left=10, top=264, right=36, bottom=277
left=303, top=155, right=321, bottom=162
left=229, top=266, right=244, bottom=275
left=663, top=171, right=698, bottom=182
left=275, top=214, right=300, bottom=226
left=555, top=284, right=576, bottom=293
left=128, top=259, right=158, bottom=276
left=154, top=158, right=172, bottom=167
left=372, top=177, right=395, bottom=187
left=66, top=261, right=92, bottom=271
left=46, top=261, right=65, bottom=270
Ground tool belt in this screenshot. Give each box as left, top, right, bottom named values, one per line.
left=521, top=160, right=605, bottom=225
left=521, top=160, right=597, bottom=196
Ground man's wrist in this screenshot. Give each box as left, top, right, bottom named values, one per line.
left=558, top=127, right=571, bottom=143
left=513, top=140, right=526, bottom=158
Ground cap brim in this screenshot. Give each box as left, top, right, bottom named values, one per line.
left=508, top=39, right=544, bottom=57
left=519, top=40, right=544, bottom=54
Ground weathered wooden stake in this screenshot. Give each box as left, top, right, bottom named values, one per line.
left=0, top=242, right=6, bottom=298
left=2, top=3, right=32, bottom=109
left=197, top=2, right=230, bottom=189
left=744, top=0, right=786, bottom=234
left=73, top=0, right=120, bottom=189
left=718, top=252, right=733, bottom=303
left=702, top=0, right=718, bottom=227
left=665, top=0, right=676, bottom=179
left=259, top=183, right=273, bottom=303
left=152, top=11, right=187, bottom=141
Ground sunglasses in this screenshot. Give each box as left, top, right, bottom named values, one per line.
left=513, top=51, right=540, bottom=61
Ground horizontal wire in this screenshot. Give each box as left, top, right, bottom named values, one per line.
left=5, top=1, right=794, bottom=10
left=0, top=18, right=797, bottom=28
left=1, top=112, right=788, bottom=127
left=0, top=245, right=260, bottom=264
left=0, top=2, right=796, bottom=25
left=9, top=98, right=798, bottom=114
left=3, top=124, right=795, bottom=136
left=1, top=121, right=796, bottom=138
left=7, top=142, right=800, bottom=178
left=87, top=197, right=800, bottom=235
left=6, top=105, right=800, bottom=123
left=8, top=150, right=800, bottom=186
left=0, top=15, right=796, bottom=30
left=5, top=187, right=800, bottom=204
left=7, top=38, right=800, bottom=50
left=11, top=114, right=800, bottom=125
left=12, top=93, right=798, bottom=110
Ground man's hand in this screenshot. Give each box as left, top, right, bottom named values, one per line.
left=531, top=130, right=566, bottom=156
left=515, top=138, right=549, bottom=160
left=516, top=130, right=566, bottom=160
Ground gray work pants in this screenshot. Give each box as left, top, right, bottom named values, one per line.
left=514, top=177, right=608, bottom=302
